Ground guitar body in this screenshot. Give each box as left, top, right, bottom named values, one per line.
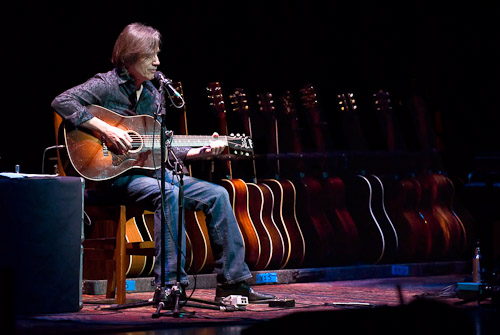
left=261, top=178, right=306, bottom=269
left=221, top=178, right=262, bottom=270
left=294, top=175, right=336, bottom=267
left=247, top=182, right=286, bottom=269
left=383, top=176, right=432, bottom=262
left=124, top=212, right=194, bottom=276
left=447, top=177, right=476, bottom=256
left=366, top=174, right=399, bottom=263
left=428, top=173, right=467, bottom=258
left=124, top=213, right=155, bottom=277
left=184, top=210, right=214, bottom=274
left=64, top=105, right=162, bottom=181
left=322, top=176, right=361, bottom=265
left=343, top=174, right=385, bottom=264
left=416, top=174, right=452, bottom=259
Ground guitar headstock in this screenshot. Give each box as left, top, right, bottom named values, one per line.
left=171, top=81, right=185, bottom=98
left=338, top=92, right=357, bottom=113
left=227, top=133, right=253, bottom=156
left=280, top=90, right=298, bottom=118
left=229, top=88, right=249, bottom=115
left=170, top=81, right=188, bottom=135
left=373, top=89, right=392, bottom=114
left=280, top=90, right=303, bottom=153
left=170, top=81, right=186, bottom=111
left=299, top=83, right=319, bottom=111
left=300, top=83, right=325, bottom=126
left=256, top=92, right=275, bottom=118
left=207, top=82, right=226, bottom=117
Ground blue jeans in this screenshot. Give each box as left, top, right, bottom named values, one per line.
left=111, top=169, right=252, bottom=286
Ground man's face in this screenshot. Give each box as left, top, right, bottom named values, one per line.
left=128, top=49, right=160, bottom=85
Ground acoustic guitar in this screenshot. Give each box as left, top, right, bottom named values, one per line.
left=207, top=82, right=262, bottom=270
left=258, top=92, right=308, bottom=268
left=337, top=92, right=387, bottom=264
left=418, top=172, right=467, bottom=260
left=263, top=90, right=334, bottom=267
left=60, top=105, right=253, bottom=181
left=256, top=92, right=306, bottom=269
left=298, top=85, right=361, bottom=265
left=229, top=88, right=286, bottom=270
left=382, top=174, right=432, bottom=262
left=370, top=90, right=432, bottom=262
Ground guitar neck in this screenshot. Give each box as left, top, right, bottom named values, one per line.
left=170, top=135, right=253, bottom=155
left=171, top=134, right=229, bottom=147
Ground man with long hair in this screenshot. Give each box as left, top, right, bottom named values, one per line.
left=52, top=22, right=275, bottom=303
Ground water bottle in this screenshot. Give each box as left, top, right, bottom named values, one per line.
left=472, top=242, right=481, bottom=283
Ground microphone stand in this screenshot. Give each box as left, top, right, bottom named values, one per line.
left=152, top=130, right=185, bottom=318
left=150, top=79, right=187, bottom=318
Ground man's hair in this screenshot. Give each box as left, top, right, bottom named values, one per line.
left=112, top=23, right=161, bottom=70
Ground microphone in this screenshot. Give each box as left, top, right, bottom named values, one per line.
left=154, top=71, right=182, bottom=99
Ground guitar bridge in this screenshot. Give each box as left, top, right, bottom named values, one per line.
left=101, top=135, right=109, bottom=156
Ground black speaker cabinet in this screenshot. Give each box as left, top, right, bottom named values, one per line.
left=0, top=175, right=84, bottom=315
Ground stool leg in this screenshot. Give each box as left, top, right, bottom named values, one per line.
left=115, top=205, right=127, bottom=304
left=105, top=259, right=116, bottom=299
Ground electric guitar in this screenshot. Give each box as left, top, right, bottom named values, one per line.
left=60, top=104, right=253, bottom=181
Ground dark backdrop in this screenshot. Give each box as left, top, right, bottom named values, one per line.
left=2, top=1, right=497, bottom=177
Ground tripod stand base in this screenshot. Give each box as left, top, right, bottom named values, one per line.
left=152, top=301, right=196, bottom=318
left=105, top=285, right=240, bottom=317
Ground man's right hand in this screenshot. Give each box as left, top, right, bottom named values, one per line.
left=82, top=117, right=133, bottom=154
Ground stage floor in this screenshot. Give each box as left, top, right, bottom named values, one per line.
left=15, top=272, right=499, bottom=335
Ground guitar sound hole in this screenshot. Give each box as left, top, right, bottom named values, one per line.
left=127, top=130, right=143, bottom=153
